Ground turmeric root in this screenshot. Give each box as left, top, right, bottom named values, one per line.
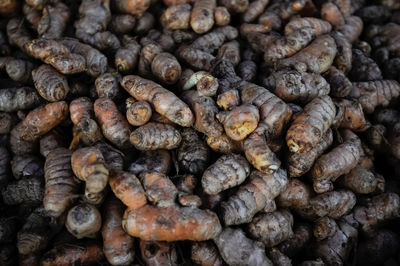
left=176, top=45, right=215, bottom=71
left=339, top=16, right=363, bottom=43
left=354, top=193, right=400, bottom=234
left=219, top=0, right=249, bottom=13
left=151, top=52, right=182, bottom=84
left=286, top=96, right=336, bottom=153
left=128, top=150, right=171, bottom=175
left=349, top=80, right=400, bottom=114
left=109, top=171, right=147, bottom=210
left=17, top=207, right=57, bottom=255
left=122, top=204, right=221, bottom=241
left=217, top=104, right=259, bottom=141
left=202, top=154, right=250, bottom=195
left=66, top=203, right=102, bottom=239
left=242, top=0, right=269, bottom=23
left=217, top=89, right=240, bottom=110
left=37, top=0, right=70, bottom=39
left=94, top=97, right=131, bottom=149
left=10, top=124, right=38, bottom=155
left=331, top=31, right=352, bottom=74
left=277, top=179, right=312, bottom=211
left=95, top=72, right=121, bottom=100
left=75, top=0, right=120, bottom=51
left=0, top=87, right=41, bottom=112
left=278, top=224, right=312, bottom=257
left=71, top=147, right=109, bottom=204
left=191, top=241, right=223, bottom=266
left=0, top=147, right=11, bottom=186
left=178, top=128, right=209, bottom=176
left=114, top=0, right=150, bottom=16
left=60, top=38, right=108, bottom=77
left=314, top=218, right=358, bottom=265
left=161, top=4, right=192, bottom=30
left=221, top=169, right=288, bottom=225
left=125, top=99, right=152, bottom=127
left=114, top=35, right=140, bottom=74
left=190, top=0, right=216, bottom=34
left=32, top=64, right=69, bottom=102
left=311, top=130, right=362, bottom=193
left=306, top=190, right=357, bottom=219
left=323, top=66, right=352, bottom=97
left=11, top=155, right=43, bottom=180
left=140, top=240, right=178, bottom=266
left=140, top=172, right=177, bottom=207
left=41, top=242, right=104, bottom=266
left=108, top=14, right=136, bottom=34
left=182, top=90, right=223, bottom=137
left=206, top=133, right=242, bottom=154
left=278, top=35, right=337, bottom=73
left=243, top=123, right=281, bottom=173
left=6, top=18, right=32, bottom=54
left=287, top=129, right=333, bottom=177
left=4, top=58, right=35, bottom=84
left=26, top=39, right=86, bottom=74
left=70, top=97, right=103, bottom=147
left=284, top=17, right=332, bottom=36
left=102, top=197, right=135, bottom=266
left=342, top=165, right=377, bottom=194
left=183, top=71, right=219, bottom=97
left=313, top=217, right=338, bottom=241
left=213, top=227, right=273, bottom=266
left=214, top=7, right=230, bottom=26
left=264, top=70, right=330, bottom=103
left=121, top=75, right=194, bottom=127
left=240, top=82, right=292, bottom=137
left=16, top=101, right=68, bottom=142
left=321, top=2, right=345, bottom=29
left=44, top=148, right=80, bottom=217
left=130, top=122, right=181, bottom=150
left=248, top=209, right=294, bottom=247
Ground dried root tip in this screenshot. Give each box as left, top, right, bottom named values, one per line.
left=202, top=154, right=250, bottom=195
left=32, top=65, right=69, bottom=102
left=109, top=171, right=147, bottom=210
left=130, top=122, right=181, bottom=150
left=126, top=100, right=152, bottom=126
left=206, top=134, right=242, bottom=154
